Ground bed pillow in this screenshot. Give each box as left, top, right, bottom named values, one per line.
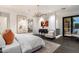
left=2, top=29, right=14, bottom=45
left=0, top=35, right=6, bottom=48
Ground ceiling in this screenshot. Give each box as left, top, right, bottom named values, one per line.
left=0, top=5, right=79, bottom=16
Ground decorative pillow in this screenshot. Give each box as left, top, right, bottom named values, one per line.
left=0, top=35, right=6, bottom=48
left=2, top=29, right=14, bottom=45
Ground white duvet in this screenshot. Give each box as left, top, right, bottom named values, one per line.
left=15, top=34, right=45, bottom=53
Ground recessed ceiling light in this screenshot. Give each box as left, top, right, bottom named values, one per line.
left=61, top=8, right=66, bottom=10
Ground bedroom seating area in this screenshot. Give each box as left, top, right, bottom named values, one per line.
left=39, top=29, right=55, bottom=38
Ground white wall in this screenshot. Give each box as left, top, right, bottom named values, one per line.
left=33, top=17, right=39, bottom=34
left=48, top=15, right=55, bottom=31
left=56, top=19, right=59, bottom=29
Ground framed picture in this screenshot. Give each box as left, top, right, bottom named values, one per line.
left=17, top=15, right=28, bottom=33
left=41, top=20, right=48, bottom=28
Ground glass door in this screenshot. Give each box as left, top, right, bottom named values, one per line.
left=72, top=16, right=79, bottom=35
left=63, top=17, right=72, bottom=36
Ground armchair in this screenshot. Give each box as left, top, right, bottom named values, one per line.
left=45, top=31, right=55, bottom=38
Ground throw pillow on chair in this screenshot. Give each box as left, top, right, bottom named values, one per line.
left=2, top=29, right=14, bottom=45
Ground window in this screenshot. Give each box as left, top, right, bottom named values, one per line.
left=0, top=16, right=7, bottom=34
left=73, top=17, right=79, bottom=35
left=0, top=12, right=9, bottom=34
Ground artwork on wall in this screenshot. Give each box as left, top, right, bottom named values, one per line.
left=17, top=15, right=28, bottom=33
left=45, top=20, right=48, bottom=27
left=28, top=19, right=33, bottom=32
left=41, top=20, right=48, bottom=28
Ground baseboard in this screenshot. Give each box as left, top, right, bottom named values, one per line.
left=56, top=35, right=62, bottom=39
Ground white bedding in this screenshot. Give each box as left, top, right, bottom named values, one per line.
left=2, top=39, right=21, bottom=53
left=15, top=34, right=45, bottom=53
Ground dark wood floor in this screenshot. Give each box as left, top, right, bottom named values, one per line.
left=53, top=37, right=79, bottom=53
left=35, top=34, right=79, bottom=53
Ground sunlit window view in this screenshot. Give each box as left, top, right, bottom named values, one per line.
left=73, top=17, right=79, bottom=35
left=0, top=16, right=7, bottom=34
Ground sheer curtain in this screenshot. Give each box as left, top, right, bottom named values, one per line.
left=0, top=12, right=9, bottom=34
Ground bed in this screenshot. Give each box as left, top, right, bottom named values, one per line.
left=15, top=34, right=45, bottom=53
left=2, top=34, right=45, bottom=53
left=2, top=39, right=21, bottom=53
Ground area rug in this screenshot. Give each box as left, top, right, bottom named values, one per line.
left=35, top=40, right=61, bottom=53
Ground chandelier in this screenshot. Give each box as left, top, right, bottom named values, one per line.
left=34, top=5, right=46, bottom=17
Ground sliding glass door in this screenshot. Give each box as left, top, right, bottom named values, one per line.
left=72, top=16, right=79, bottom=35
left=63, top=15, right=79, bottom=37
left=63, top=17, right=72, bottom=36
